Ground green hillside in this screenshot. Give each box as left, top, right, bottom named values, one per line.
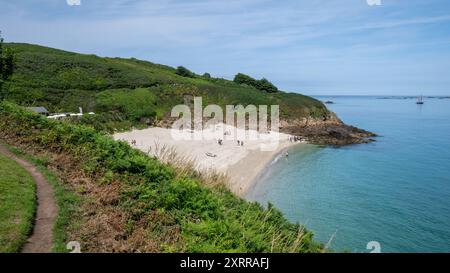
left=2, top=43, right=328, bottom=131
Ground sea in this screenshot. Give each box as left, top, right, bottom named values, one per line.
left=246, top=96, right=450, bottom=253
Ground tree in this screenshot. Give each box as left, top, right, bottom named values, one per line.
left=0, top=32, right=14, bottom=93
left=233, top=73, right=257, bottom=87
left=234, top=73, right=278, bottom=93
left=256, top=78, right=278, bottom=93
left=202, top=72, right=211, bottom=79
left=175, top=66, right=194, bottom=78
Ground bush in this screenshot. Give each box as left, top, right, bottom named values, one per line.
left=175, top=66, right=194, bottom=78
left=255, top=78, right=278, bottom=93
left=234, top=73, right=278, bottom=93
left=0, top=33, right=15, bottom=92
left=233, top=73, right=257, bottom=87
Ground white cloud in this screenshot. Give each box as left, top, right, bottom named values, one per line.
left=66, top=0, right=81, bottom=6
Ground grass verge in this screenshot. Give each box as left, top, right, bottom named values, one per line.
left=0, top=152, right=36, bottom=253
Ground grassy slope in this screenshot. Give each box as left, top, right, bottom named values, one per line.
left=2, top=43, right=328, bottom=132
left=0, top=152, right=36, bottom=253
left=0, top=101, right=323, bottom=253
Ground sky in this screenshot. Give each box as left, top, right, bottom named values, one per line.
left=1, top=0, right=450, bottom=95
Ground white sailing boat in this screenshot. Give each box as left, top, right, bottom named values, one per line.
left=417, top=95, right=424, bottom=105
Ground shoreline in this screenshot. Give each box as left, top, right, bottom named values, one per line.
left=113, top=125, right=302, bottom=196
left=228, top=142, right=298, bottom=196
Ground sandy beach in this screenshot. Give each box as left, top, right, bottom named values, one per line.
left=114, top=124, right=302, bottom=196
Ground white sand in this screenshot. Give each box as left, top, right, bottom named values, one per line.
left=114, top=124, right=302, bottom=196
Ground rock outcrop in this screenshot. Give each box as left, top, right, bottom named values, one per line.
left=281, top=112, right=376, bottom=146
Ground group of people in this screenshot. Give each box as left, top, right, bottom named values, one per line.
left=216, top=139, right=245, bottom=146
left=289, top=136, right=303, bottom=142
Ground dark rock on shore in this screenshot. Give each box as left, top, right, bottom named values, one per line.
left=281, top=114, right=376, bottom=146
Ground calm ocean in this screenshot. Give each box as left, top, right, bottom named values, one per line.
left=246, top=96, right=450, bottom=253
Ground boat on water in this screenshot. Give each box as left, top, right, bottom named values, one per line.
left=417, top=96, right=424, bottom=105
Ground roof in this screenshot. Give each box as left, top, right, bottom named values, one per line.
left=27, top=107, right=49, bottom=114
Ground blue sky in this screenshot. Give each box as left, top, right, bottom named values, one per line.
left=1, top=0, right=450, bottom=95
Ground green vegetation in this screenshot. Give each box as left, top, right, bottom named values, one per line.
left=257, top=78, right=278, bottom=93
left=0, top=102, right=323, bottom=253
left=0, top=152, right=36, bottom=253
left=0, top=33, right=14, bottom=92
left=1, top=43, right=328, bottom=133
left=233, top=73, right=278, bottom=93
left=0, top=42, right=328, bottom=252
left=176, top=66, right=195, bottom=78
left=234, top=73, right=259, bottom=88
left=96, top=88, right=157, bottom=121
left=6, top=145, right=81, bottom=252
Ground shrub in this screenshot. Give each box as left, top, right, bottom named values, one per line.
left=0, top=32, right=15, bottom=92
left=233, top=73, right=257, bottom=87
left=175, top=66, right=194, bottom=78
left=255, top=78, right=278, bottom=93
left=234, top=73, right=278, bottom=93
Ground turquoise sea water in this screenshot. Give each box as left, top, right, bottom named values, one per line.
left=246, top=96, right=450, bottom=253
